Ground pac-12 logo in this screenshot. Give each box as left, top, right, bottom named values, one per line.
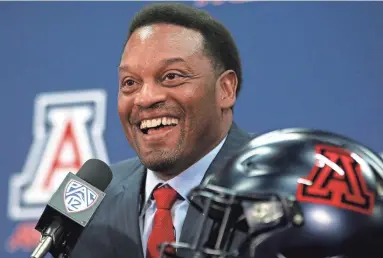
left=6, top=89, right=109, bottom=253
left=64, top=180, right=99, bottom=213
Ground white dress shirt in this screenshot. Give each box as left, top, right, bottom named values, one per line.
left=139, top=136, right=227, bottom=257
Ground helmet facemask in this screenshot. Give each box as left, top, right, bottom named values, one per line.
left=159, top=183, right=304, bottom=258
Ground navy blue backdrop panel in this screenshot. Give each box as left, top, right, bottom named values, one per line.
left=0, top=1, right=382, bottom=257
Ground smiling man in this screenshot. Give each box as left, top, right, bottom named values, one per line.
left=71, top=3, right=251, bottom=258
left=118, top=22, right=235, bottom=180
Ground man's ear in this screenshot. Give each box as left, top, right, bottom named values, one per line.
left=216, top=70, right=238, bottom=109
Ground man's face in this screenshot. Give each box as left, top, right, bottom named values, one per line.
left=118, top=24, right=226, bottom=175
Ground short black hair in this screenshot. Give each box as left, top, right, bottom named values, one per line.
left=125, top=3, right=243, bottom=97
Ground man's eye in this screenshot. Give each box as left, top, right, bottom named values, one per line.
left=122, top=79, right=136, bottom=87
left=164, top=73, right=182, bottom=80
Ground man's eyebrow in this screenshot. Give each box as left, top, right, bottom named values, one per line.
left=160, top=57, right=187, bottom=66
left=118, top=57, right=187, bottom=72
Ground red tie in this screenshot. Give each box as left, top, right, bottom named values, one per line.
left=146, top=186, right=178, bottom=258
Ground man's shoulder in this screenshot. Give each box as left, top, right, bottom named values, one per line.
left=231, top=122, right=259, bottom=140
left=71, top=156, right=144, bottom=258
left=110, top=157, right=143, bottom=175
left=104, top=157, right=143, bottom=195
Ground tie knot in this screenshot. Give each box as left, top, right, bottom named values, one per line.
left=153, top=186, right=178, bottom=210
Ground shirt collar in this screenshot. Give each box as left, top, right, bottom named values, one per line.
left=144, top=136, right=227, bottom=204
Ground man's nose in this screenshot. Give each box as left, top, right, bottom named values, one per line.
left=133, top=82, right=167, bottom=108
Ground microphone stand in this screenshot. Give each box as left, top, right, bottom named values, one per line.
left=30, top=220, right=64, bottom=258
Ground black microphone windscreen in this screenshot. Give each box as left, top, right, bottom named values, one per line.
left=76, top=159, right=113, bottom=191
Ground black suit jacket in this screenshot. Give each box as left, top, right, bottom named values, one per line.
left=70, top=122, right=252, bottom=258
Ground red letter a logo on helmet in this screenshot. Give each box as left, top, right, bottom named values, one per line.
left=296, top=144, right=375, bottom=215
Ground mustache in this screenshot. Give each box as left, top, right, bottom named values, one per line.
left=128, top=103, right=183, bottom=125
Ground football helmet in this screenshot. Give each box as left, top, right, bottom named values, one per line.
left=159, top=128, right=383, bottom=258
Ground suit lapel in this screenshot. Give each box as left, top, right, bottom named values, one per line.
left=121, top=161, right=146, bottom=258
left=178, top=123, right=251, bottom=256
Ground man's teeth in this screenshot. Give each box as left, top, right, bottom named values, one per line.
left=140, top=117, right=179, bottom=129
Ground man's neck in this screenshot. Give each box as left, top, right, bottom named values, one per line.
left=154, top=131, right=229, bottom=181
left=154, top=116, right=233, bottom=180
left=147, top=134, right=227, bottom=198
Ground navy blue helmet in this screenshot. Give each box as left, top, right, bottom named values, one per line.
left=160, top=128, right=383, bottom=258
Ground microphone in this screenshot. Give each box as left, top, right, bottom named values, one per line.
left=30, top=159, right=113, bottom=258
